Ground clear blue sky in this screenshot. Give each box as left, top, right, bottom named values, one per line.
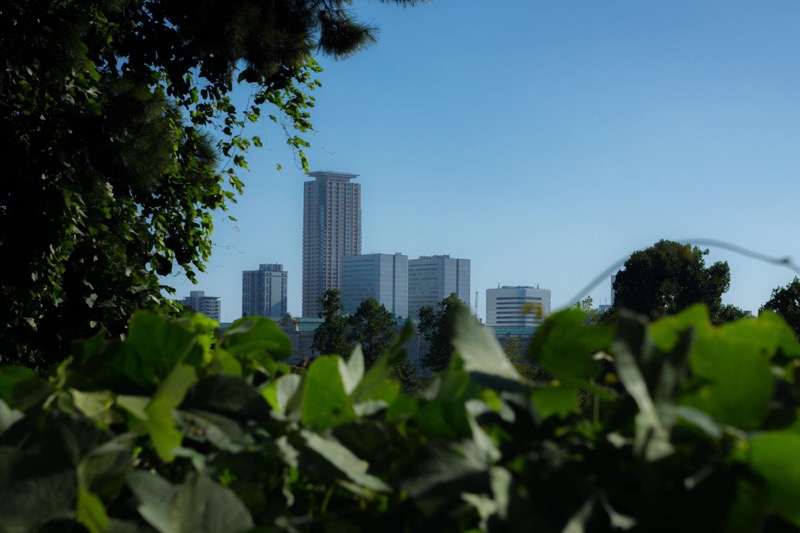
left=169, top=0, right=800, bottom=322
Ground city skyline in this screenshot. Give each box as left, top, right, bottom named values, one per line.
left=170, top=1, right=800, bottom=322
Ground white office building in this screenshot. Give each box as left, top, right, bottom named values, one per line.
left=486, top=286, right=551, bottom=328
left=408, top=255, right=470, bottom=318
left=180, top=291, right=221, bottom=321
left=242, top=263, right=288, bottom=318
left=341, top=253, right=408, bottom=318
left=302, top=171, right=361, bottom=317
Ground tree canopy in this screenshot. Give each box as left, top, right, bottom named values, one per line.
left=1, top=0, right=419, bottom=368
left=312, top=290, right=351, bottom=357
left=418, top=293, right=468, bottom=372
left=346, top=297, right=396, bottom=367
left=761, top=277, right=800, bottom=336
left=312, top=290, right=397, bottom=368
left=609, top=240, right=735, bottom=324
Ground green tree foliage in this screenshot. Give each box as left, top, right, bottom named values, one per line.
left=610, top=239, right=740, bottom=324
left=418, top=293, right=468, bottom=371
left=504, top=336, right=536, bottom=380
left=0, top=0, right=419, bottom=368
left=3, top=305, right=800, bottom=531
left=761, top=277, right=800, bottom=336
left=346, top=297, right=396, bottom=367
left=716, top=303, right=753, bottom=323
left=575, top=295, right=594, bottom=312
left=311, top=290, right=350, bottom=357
left=574, top=295, right=601, bottom=323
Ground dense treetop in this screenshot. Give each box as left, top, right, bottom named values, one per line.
left=0, top=0, right=419, bottom=367
left=761, top=277, right=800, bottom=337
left=608, top=240, right=736, bottom=324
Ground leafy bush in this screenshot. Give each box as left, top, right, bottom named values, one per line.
left=1, top=306, right=800, bottom=532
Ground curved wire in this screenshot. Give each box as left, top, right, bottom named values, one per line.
left=564, top=238, right=800, bottom=308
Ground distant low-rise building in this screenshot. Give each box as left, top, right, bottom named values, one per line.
left=180, top=290, right=221, bottom=321
left=486, top=286, right=551, bottom=328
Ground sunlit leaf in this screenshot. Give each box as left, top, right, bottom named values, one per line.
left=301, top=356, right=354, bottom=428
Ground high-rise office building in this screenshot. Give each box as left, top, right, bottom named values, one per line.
left=180, top=291, right=221, bottom=321
left=408, top=255, right=470, bottom=318
left=242, top=264, right=288, bottom=318
left=302, top=171, right=361, bottom=317
left=486, top=286, right=551, bottom=327
left=341, top=253, right=408, bottom=318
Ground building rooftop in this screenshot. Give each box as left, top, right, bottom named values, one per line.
left=307, top=171, right=359, bottom=181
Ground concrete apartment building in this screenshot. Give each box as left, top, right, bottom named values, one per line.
left=408, top=255, right=470, bottom=318
left=302, top=171, right=361, bottom=318
left=180, top=290, right=221, bottom=321
left=486, top=286, right=552, bottom=328
left=242, top=263, right=288, bottom=318
left=341, top=253, right=409, bottom=318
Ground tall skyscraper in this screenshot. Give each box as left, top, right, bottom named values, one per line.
left=408, top=255, right=470, bottom=318
left=486, top=286, right=551, bottom=327
left=180, top=291, right=221, bottom=321
left=341, top=253, right=408, bottom=318
left=302, top=171, right=361, bottom=317
left=242, top=264, right=288, bottom=318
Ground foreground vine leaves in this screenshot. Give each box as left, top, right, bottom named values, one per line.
left=0, top=307, right=799, bottom=531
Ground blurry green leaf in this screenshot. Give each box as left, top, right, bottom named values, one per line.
left=71, top=389, right=115, bottom=427
left=682, top=318, right=775, bottom=430
left=339, top=345, right=364, bottom=395
left=726, top=478, right=768, bottom=533
left=182, top=375, right=269, bottom=420
left=145, top=364, right=196, bottom=462
left=117, top=395, right=149, bottom=421
left=452, top=307, right=524, bottom=392
left=612, top=321, right=673, bottom=461
left=77, top=486, right=110, bottom=533
left=126, top=313, right=201, bottom=380
left=0, top=399, right=23, bottom=436
left=532, top=384, right=580, bottom=420
left=127, top=471, right=174, bottom=533
left=77, top=434, right=134, bottom=497
left=0, top=366, right=53, bottom=411
left=262, top=374, right=302, bottom=414
left=0, top=470, right=76, bottom=532
left=414, top=399, right=472, bottom=440
left=529, top=309, right=611, bottom=390
left=300, top=429, right=389, bottom=493
left=210, top=348, right=242, bottom=376
left=739, top=431, right=800, bottom=525
left=489, top=466, right=512, bottom=521
left=438, top=355, right=480, bottom=401
left=402, top=439, right=492, bottom=516
left=668, top=405, right=722, bottom=440
left=70, top=313, right=198, bottom=394
left=175, top=409, right=253, bottom=452
left=127, top=471, right=254, bottom=533
left=739, top=310, right=800, bottom=357
left=301, top=356, right=354, bottom=428
left=650, top=305, right=709, bottom=351
left=219, top=316, right=292, bottom=363
left=352, top=355, right=400, bottom=405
